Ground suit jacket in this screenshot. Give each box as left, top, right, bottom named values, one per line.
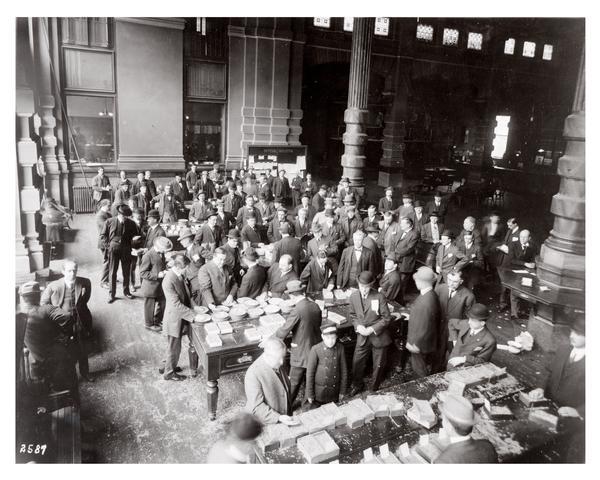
left=413, top=213, right=428, bottom=233
left=185, top=170, right=198, bottom=192
left=507, top=240, right=537, bottom=266
left=340, top=216, right=362, bottom=246
left=348, top=289, right=392, bottom=348
left=264, top=264, right=298, bottom=297
left=268, top=217, right=294, bottom=243
left=169, top=180, right=189, bottom=201
left=294, top=204, right=317, bottom=223
left=301, top=180, right=317, bottom=197
left=407, top=290, right=441, bottom=354
left=394, top=205, right=415, bottom=223
left=275, top=298, right=322, bottom=368
left=337, top=246, right=376, bottom=289
left=100, top=217, right=138, bottom=253
left=421, top=221, right=444, bottom=244
left=162, top=270, right=196, bottom=338
left=272, top=177, right=290, bottom=200
left=293, top=218, right=312, bottom=241
left=188, top=201, right=212, bottom=222
left=111, top=189, right=131, bottom=215
left=241, top=225, right=262, bottom=248
left=434, top=438, right=498, bottom=464
left=236, top=206, right=262, bottom=229
left=238, top=264, right=267, bottom=298
left=152, top=192, right=182, bottom=222
left=460, top=242, right=484, bottom=270
left=223, top=193, right=244, bottom=215
left=215, top=211, right=234, bottom=233
left=96, top=210, right=111, bottom=249
left=449, top=322, right=497, bottom=366
left=144, top=225, right=166, bottom=250
left=311, top=193, right=325, bottom=212
left=379, top=221, right=402, bottom=257
left=435, top=285, right=475, bottom=343
left=305, top=341, right=348, bottom=403
left=394, top=228, right=420, bottom=272
left=272, top=236, right=303, bottom=274
left=425, top=199, right=448, bottom=222
left=23, top=305, right=72, bottom=363
left=498, top=227, right=521, bottom=267
left=435, top=243, right=468, bottom=281
left=221, top=243, right=241, bottom=277
left=300, top=259, right=333, bottom=294
left=454, top=228, right=483, bottom=250
left=362, top=215, right=381, bottom=232
left=183, top=243, right=206, bottom=284
left=40, top=277, right=92, bottom=332
left=244, top=355, right=291, bottom=424
left=130, top=180, right=146, bottom=196
left=198, top=262, right=238, bottom=306
left=194, top=225, right=222, bottom=257
left=545, top=344, right=585, bottom=415
left=132, top=192, right=150, bottom=217
left=379, top=269, right=401, bottom=302
left=257, top=183, right=272, bottom=202
left=256, top=201, right=275, bottom=224
left=307, top=235, right=338, bottom=260
left=91, top=174, right=111, bottom=201
left=139, top=248, right=167, bottom=298
left=144, top=178, right=157, bottom=199
left=362, top=236, right=383, bottom=279
left=378, top=197, right=398, bottom=213
left=196, top=178, right=217, bottom=199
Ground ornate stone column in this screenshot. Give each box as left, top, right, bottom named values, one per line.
left=33, top=17, right=60, bottom=201
left=341, top=17, right=374, bottom=194
left=17, top=88, right=44, bottom=272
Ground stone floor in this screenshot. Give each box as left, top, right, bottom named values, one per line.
left=52, top=185, right=556, bottom=463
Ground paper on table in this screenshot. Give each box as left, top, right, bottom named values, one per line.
left=539, top=286, right=550, bottom=291
left=363, top=447, right=374, bottom=461
left=380, top=444, right=390, bottom=458
left=512, top=269, right=530, bottom=274
left=399, top=442, right=410, bottom=457
left=327, top=311, right=346, bottom=325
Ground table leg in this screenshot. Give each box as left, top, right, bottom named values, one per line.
left=207, top=379, right=219, bottom=421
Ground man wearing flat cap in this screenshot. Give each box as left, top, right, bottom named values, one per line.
left=406, top=266, right=441, bottom=378
left=140, top=236, right=173, bottom=332
left=177, top=228, right=204, bottom=302
left=435, top=229, right=467, bottom=285
left=447, top=303, right=496, bottom=369
left=101, top=203, right=138, bottom=303
left=348, top=271, right=392, bottom=395
left=434, top=394, right=498, bottom=463
left=272, top=222, right=303, bottom=275
left=238, top=248, right=267, bottom=298
left=275, top=280, right=323, bottom=404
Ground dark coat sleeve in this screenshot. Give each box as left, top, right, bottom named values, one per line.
left=305, top=346, right=318, bottom=400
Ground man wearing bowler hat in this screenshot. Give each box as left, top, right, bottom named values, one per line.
left=434, top=394, right=498, bottom=463
left=435, top=229, right=467, bottom=285
left=426, top=191, right=448, bottom=225
left=406, top=266, right=441, bottom=378
left=275, top=280, right=323, bottom=404
left=100, top=203, right=138, bottom=303
left=222, top=229, right=243, bottom=283
left=413, top=200, right=428, bottom=233
left=144, top=209, right=166, bottom=250
left=140, top=236, right=173, bottom=332
left=194, top=208, right=222, bottom=258
left=348, top=271, right=392, bottom=395
left=177, top=228, right=204, bottom=302
left=238, top=248, right=267, bottom=298
left=421, top=210, right=444, bottom=266
left=447, top=303, right=497, bottom=369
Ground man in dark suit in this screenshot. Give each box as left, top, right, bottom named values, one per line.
left=307, top=224, right=339, bottom=275
left=185, top=164, right=198, bottom=196
left=267, top=207, right=290, bottom=243
left=215, top=199, right=234, bottom=233
left=545, top=315, right=585, bottom=416
left=236, top=196, right=263, bottom=230
left=100, top=204, right=138, bottom=303
left=458, top=231, right=485, bottom=294
left=312, top=185, right=327, bottom=212
left=434, top=269, right=475, bottom=371
left=447, top=304, right=496, bottom=369
left=340, top=206, right=362, bottom=247
left=221, top=229, right=243, bottom=283
left=272, top=223, right=303, bottom=274
left=131, top=183, right=150, bottom=217
left=481, top=211, right=506, bottom=269
left=95, top=199, right=112, bottom=289
left=169, top=172, right=189, bottom=201
left=301, top=173, right=317, bottom=199
left=294, top=194, right=317, bottom=223
left=91, top=166, right=111, bottom=205
left=244, top=337, right=293, bottom=425
left=196, top=170, right=217, bottom=199
left=194, top=209, right=222, bottom=259
left=348, top=271, right=392, bottom=394
left=290, top=171, right=304, bottom=208
left=337, top=230, right=376, bottom=289
left=144, top=209, right=166, bottom=250
left=425, top=191, right=448, bottom=225
left=293, top=207, right=312, bottom=249
left=406, top=267, right=441, bottom=378
left=198, top=248, right=239, bottom=308
left=435, top=229, right=468, bottom=285
left=152, top=184, right=182, bottom=223
left=177, top=228, right=205, bottom=302
left=379, top=256, right=401, bottom=302
left=41, top=259, right=93, bottom=381
left=275, top=280, right=323, bottom=404
left=454, top=216, right=483, bottom=250
left=434, top=394, right=498, bottom=463
left=238, top=248, right=267, bottom=298
left=143, top=170, right=157, bottom=200
left=263, top=255, right=299, bottom=298
left=378, top=186, right=398, bottom=213
left=161, top=254, right=201, bottom=381
left=505, top=229, right=537, bottom=319
left=188, top=192, right=212, bottom=222
left=241, top=213, right=262, bottom=249
left=362, top=205, right=380, bottom=232
left=257, top=174, right=272, bottom=202
left=272, top=169, right=291, bottom=204
left=223, top=185, right=243, bottom=215
left=130, top=171, right=146, bottom=196
left=394, top=193, right=415, bottom=224
left=412, top=201, right=428, bottom=233
left=363, top=226, right=383, bottom=280
left=379, top=211, right=401, bottom=258
left=394, top=217, right=420, bottom=306
left=300, top=250, right=334, bottom=295
left=111, top=180, right=131, bottom=216
left=140, top=236, right=172, bottom=332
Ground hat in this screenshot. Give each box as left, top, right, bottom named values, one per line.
left=343, top=194, right=355, bottom=203
left=321, top=321, right=338, bottom=334
left=285, top=280, right=305, bottom=294
left=324, top=208, right=334, bottom=217
left=402, top=193, right=412, bottom=199
left=368, top=204, right=377, bottom=210
left=366, top=225, right=380, bottom=234
left=319, top=184, right=327, bottom=191
left=384, top=255, right=397, bottom=263
left=154, top=236, right=173, bottom=253
left=274, top=196, right=283, bottom=203
left=230, top=413, right=263, bottom=441
left=341, top=177, right=350, bottom=183
left=441, top=229, right=455, bottom=239
left=147, top=209, right=160, bottom=219
left=227, top=228, right=241, bottom=239
left=434, top=191, right=443, bottom=197
left=467, top=303, right=489, bottom=321
left=301, top=192, right=310, bottom=199
left=414, top=201, right=424, bottom=208
left=385, top=186, right=393, bottom=192
left=277, top=206, right=287, bottom=213
left=206, top=208, right=218, bottom=219
left=19, top=281, right=40, bottom=296
left=243, top=247, right=259, bottom=262
left=119, top=179, right=131, bottom=186
left=429, top=211, right=440, bottom=218
left=358, top=271, right=375, bottom=286
left=440, top=394, right=475, bottom=428
left=280, top=223, right=291, bottom=234
left=131, top=235, right=144, bottom=248
left=413, top=266, right=437, bottom=284
left=572, top=314, right=585, bottom=335
left=177, top=228, right=195, bottom=242
left=117, top=204, right=132, bottom=216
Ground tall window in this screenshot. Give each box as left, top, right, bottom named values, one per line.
left=443, top=28, right=459, bottom=46
left=542, top=44, right=554, bottom=61
left=504, top=38, right=515, bottom=55
left=67, top=95, right=115, bottom=164
left=491, top=115, right=511, bottom=160
left=523, top=41, right=536, bottom=58
left=61, top=17, right=111, bottom=48
left=343, top=17, right=354, bottom=32
left=374, top=17, right=390, bottom=36
left=467, top=32, right=483, bottom=50
left=184, top=103, right=223, bottom=165
left=313, top=17, right=331, bottom=28
left=416, top=24, right=434, bottom=42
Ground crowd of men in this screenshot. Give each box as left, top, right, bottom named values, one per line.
left=18, top=163, right=585, bottom=464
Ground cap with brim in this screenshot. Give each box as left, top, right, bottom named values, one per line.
left=227, top=229, right=241, bottom=239
left=413, top=266, right=437, bottom=284
left=440, top=394, right=475, bottom=428
left=319, top=185, right=327, bottom=191
left=301, top=193, right=310, bottom=199
left=402, top=193, right=412, bottom=199
left=434, top=191, right=443, bottom=197
left=243, top=247, right=259, bottom=262
left=117, top=204, right=132, bottom=216
left=366, top=225, right=380, bottom=233
left=572, top=314, right=585, bottom=335
left=19, top=281, right=41, bottom=296
left=385, top=186, right=393, bottom=192
left=206, top=209, right=218, bottom=218
left=147, top=209, right=160, bottom=219
left=429, top=211, right=440, bottom=218
left=321, top=321, right=338, bottom=334
left=384, top=255, right=397, bottom=263
left=414, top=201, right=424, bottom=208
left=177, top=228, right=194, bottom=242
left=467, top=303, right=489, bottom=321
left=341, top=177, right=350, bottom=183
left=441, top=229, right=455, bottom=239
left=285, top=280, right=305, bottom=294
left=154, top=236, right=173, bottom=253
left=358, top=271, right=375, bottom=286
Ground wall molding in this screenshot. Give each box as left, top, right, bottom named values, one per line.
left=117, top=17, right=186, bottom=30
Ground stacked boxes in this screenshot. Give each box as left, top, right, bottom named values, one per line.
left=444, top=364, right=507, bottom=388
left=365, top=394, right=405, bottom=417
left=339, top=399, right=375, bottom=429
left=256, top=422, right=309, bottom=453
left=215, top=321, right=233, bottom=334
left=406, top=399, right=437, bottom=429
left=528, top=409, right=559, bottom=429
left=244, top=327, right=262, bottom=342
left=297, top=431, right=340, bottom=463
left=205, top=334, right=223, bottom=348
left=319, top=402, right=347, bottom=428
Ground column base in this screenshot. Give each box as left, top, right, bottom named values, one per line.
left=527, top=313, right=571, bottom=353
left=378, top=165, right=405, bottom=188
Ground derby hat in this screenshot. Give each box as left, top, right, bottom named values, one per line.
left=19, top=281, right=41, bottom=296
left=154, top=236, right=173, bottom=253
left=227, top=228, right=241, bottom=239
left=117, top=204, right=132, bottom=216
left=413, top=266, right=437, bottom=284
left=285, top=280, right=305, bottom=294
left=177, top=228, right=194, bottom=242
left=467, top=303, right=490, bottom=321
left=358, top=271, right=375, bottom=286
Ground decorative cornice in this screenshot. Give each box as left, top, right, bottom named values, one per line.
left=116, top=17, right=186, bottom=30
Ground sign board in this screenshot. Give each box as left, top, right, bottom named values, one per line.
left=247, top=145, right=307, bottom=176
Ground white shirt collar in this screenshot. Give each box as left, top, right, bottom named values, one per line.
left=450, top=434, right=471, bottom=444
left=64, top=279, right=74, bottom=289
left=420, top=286, right=433, bottom=295
left=470, top=326, right=485, bottom=336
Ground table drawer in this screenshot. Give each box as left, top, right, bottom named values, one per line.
left=219, top=348, right=262, bottom=374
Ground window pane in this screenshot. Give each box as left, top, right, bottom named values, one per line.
left=491, top=115, right=511, bottom=159
left=543, top=44, right=553, bottom=61
left=186, top=62, right=226, bottom=100
left=375, top=17, right=389, bottom=36
left=61, top=17, right=88, bottom=46
left=467, top=32, right=482, bottom=50
left=343, top=17, right=353, bottom=32
left=443, top=28, right=459, bottom=46
left=313, top=17, right=330, bottom=28
left=523, top=41, right=536, bottom=58
left=66, top=95, right=115, bottom=164
left=64, top=48, right=114, bottom=91
left=416, top=24, right=434, bottom=42
left=89, top=17, right=109, bottom=48
left=184, top=103, right=223, bottom=165
left=504, top=38, right=515, bottom=55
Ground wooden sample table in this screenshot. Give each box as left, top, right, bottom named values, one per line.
left=255, top=364, right=571, bottom=464
left=190, top=297, right=406, bottom=420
